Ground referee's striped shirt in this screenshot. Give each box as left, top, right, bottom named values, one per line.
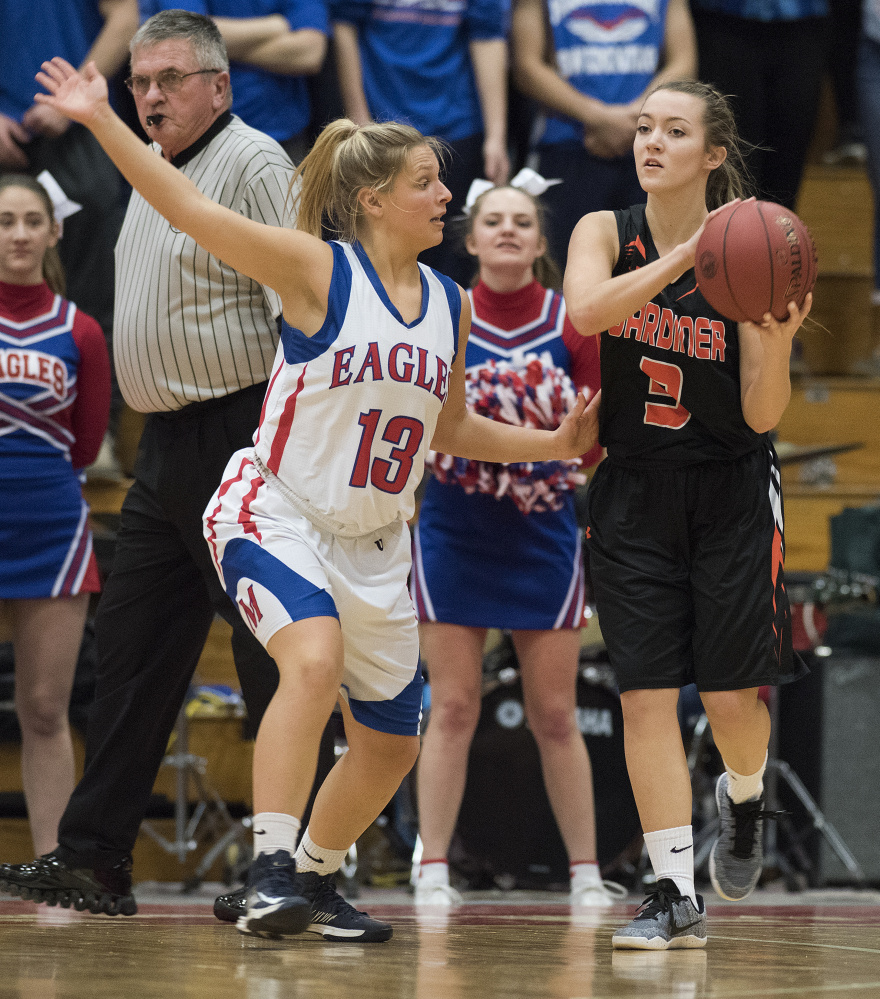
left=114, top=112, right=295, bottom=413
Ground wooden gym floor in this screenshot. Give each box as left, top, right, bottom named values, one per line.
left=3, top=885, right=880, bottom=998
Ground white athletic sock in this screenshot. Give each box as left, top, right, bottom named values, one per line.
left=644, top=825, right=696, bottom=906
left=252, top=812, right=300, bottom=859
left=294, top=828, right=349, bottom=875
left=570, top=861, right=602, bottom=892
left=725, top=753, right=768, bottom=804
left=419, top=859, right=450, bottom=886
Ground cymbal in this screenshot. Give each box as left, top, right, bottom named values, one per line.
left=775, top=441, right=864, bottom=465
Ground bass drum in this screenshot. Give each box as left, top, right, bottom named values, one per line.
left=451, top=647, right=642, bottom=889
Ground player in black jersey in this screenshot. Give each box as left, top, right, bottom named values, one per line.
left=563, top=80, right=813, bottom=950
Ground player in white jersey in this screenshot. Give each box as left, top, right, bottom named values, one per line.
left=35, top=58, right=600, bottom=942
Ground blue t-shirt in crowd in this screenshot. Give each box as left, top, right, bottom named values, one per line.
left=1, top=0, right=105, bottom=121
left=866, top=0, right=880, bottom=45
left=140, top=0, right=329, bottom=142
left=689, top=0, right=827, bottom=19
left=539, top=0, right=668, bottom=146
left=330, top=0, right=508, bottom=142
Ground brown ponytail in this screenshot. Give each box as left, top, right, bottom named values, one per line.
left=642, top=80, right=756, bottom=210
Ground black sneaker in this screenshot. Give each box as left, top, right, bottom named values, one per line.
left=237, top=850, right=311, bottom=939
left=214, top=884, right=246, bottom=923
left=0, top=852, right=137, bottom=916
left=299, top=871, right=393, bottom=942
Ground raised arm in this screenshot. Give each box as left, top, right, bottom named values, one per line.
left=431, top=288, right=600, bottom=460
left=34, top=58, right=333, bottom=331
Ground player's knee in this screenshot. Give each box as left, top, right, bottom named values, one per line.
left=359, top=731, right=419, bottom=778
left=277, top=652, right=342, bottom=702
left=620, top=688, right=672, bottom=728
left=701, top=689, right=760, bottom=732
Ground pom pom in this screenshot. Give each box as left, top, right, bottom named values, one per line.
left=429, top=353, right=588, bottom=513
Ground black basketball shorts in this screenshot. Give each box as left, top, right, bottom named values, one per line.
left=586, top=444, right=802, bottom=693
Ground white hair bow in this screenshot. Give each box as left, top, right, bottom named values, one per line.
left=462, top=168, right=562, bottom=215
left=36, top=170, right=82, bottom=237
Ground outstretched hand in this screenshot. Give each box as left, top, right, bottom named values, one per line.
left=34, top=58, right=109, bottom=129
left=555, top=389, right=602, bottom=458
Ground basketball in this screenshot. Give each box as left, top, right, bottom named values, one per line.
left=695, top=200, right=818, bottom=324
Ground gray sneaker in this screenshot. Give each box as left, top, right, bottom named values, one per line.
left=709, top=772, right=764, bottom=901
left=611, top=879, right=707, bottom=950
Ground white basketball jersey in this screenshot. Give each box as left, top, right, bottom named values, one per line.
left=253, top=241, right=461, bottom=536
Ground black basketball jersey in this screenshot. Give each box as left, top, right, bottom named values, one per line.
left=597, top=205, right=766, bottom=465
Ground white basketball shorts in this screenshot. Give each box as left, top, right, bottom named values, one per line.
left=204, top=450, right=423, bottom=736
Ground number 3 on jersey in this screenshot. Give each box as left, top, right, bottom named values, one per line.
left=351, top=409, right=425, bottom=494
left=640, top=356, right=691, bottom=430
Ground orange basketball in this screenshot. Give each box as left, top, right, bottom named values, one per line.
left=695, top=200, right=818, bottom=324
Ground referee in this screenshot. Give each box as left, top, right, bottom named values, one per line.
left=0, top=11, right=297, bottom=914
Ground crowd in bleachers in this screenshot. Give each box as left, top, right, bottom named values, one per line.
left=3, top=3, right=864, bottom=368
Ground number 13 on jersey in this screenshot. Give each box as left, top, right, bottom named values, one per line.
left=350, top=408, right=426, bottom=494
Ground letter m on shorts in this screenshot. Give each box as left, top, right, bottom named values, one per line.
left=238, top=583, right=263, bottom=631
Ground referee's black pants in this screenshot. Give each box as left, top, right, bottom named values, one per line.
left=55, top=383, right=280, bottom=869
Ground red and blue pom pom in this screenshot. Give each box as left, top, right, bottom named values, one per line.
left=428, top=353, right=588, bottom=514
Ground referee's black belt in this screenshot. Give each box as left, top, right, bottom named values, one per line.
left=154, top=380, right=269, bottom=422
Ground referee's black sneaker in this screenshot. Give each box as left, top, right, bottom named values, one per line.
left=0, top=852, right=137, bottom=915
left=214, top=884, right=246, bottom=922
left=299, top=871, right=393, bottom=943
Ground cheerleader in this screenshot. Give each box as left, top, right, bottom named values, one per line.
left=411, top=175, right=620, bottom=907
left=0, top=174, right=110, bottom=855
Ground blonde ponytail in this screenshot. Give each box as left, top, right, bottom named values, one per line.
left=290, top=118, right=446, bottom=243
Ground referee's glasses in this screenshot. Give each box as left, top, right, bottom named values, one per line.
left=125, top=69, right=222, bottom=96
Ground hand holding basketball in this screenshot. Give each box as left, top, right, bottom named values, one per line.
left=694, top=200, right=818, bottom=324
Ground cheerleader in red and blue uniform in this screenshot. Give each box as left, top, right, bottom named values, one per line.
left=411, top=179, right=620, bottom=906
left=0, top=175, right=110, bottom=856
